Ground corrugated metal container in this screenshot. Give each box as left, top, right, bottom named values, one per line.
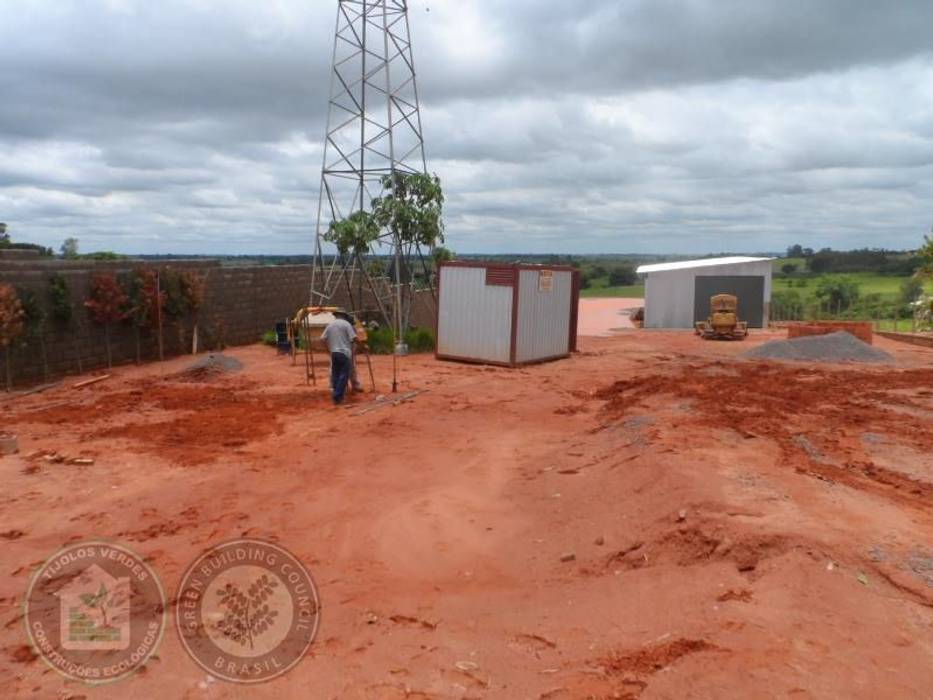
left=436, top=262, right=580, bottom=366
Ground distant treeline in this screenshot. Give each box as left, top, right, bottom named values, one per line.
left=5, top=242, right=924, bottom=278
left=783, top=245, right=921, bottom=276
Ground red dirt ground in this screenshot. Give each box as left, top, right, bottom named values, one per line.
left=0, top=329, right=931, bottom=698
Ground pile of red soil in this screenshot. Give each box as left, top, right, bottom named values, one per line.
left=595, top=362, right=933, bottom=506
left=18, top=381, right=250, bottom=425
left=13, top=378, right=329, bottom=465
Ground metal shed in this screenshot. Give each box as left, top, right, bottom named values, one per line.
left=636, top=256, right=774, bottom=329
left=436, top=262, right=581, bottom=366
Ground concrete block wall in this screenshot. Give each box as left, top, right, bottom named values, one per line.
left=0, top=260, right=437, bottom=387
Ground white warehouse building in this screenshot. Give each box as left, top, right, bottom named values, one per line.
left=636, top=256, right=774, bottom=329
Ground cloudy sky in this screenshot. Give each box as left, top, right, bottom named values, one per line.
left=2, top=0, right=933, bottom=255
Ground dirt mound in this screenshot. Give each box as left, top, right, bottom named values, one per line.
left=12, top=374, right=326, bottom=465
left=98, top=390, right=326, bottom=465
left=17, top=381, right=250, bottom=425
left=579, top=638, right=719, bottom=698
left=595, top=363, right=933, bottom=508
left=743, top=331, right=893, bottom=364
left=601, top=638, right=718, bottom=677
left=175, top=353, right=244, bottom=381
left=599, top=524, right=794, bottom=578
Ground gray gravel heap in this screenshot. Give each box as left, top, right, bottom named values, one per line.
left=743, top=331, right=893, bottom=364
left=177, top=353, right=244, bottom=380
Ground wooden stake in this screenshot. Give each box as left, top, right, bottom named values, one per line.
left=364, top=345, right=376, bottom=392
left=73, top=374, right=111, bottom=389
left=304, top=324, right=316, bottom=386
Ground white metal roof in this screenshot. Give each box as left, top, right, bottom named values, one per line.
left=636, top=256, right=774, bottom=274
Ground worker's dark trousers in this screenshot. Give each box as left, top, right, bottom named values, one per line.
left=330, top=352, right=351, bottom=404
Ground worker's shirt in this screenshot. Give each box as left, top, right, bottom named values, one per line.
left=321, top=319, right=356, bottom=357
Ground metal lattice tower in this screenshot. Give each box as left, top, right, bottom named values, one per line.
left=310, top=0, right=427, bottom=330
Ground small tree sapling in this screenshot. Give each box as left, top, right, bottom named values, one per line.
left=0, top=283, right=26, bottom=391
left=84, top=273, right=128, bottom=369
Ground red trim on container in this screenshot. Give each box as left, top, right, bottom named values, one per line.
left=569, top=269, right=581, bottom=352
left=509, top=264, right=520, bottom=364
left=485, top=266, right=516, bottom=286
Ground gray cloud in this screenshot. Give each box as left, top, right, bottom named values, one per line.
left=1, top=0, right=932, bottom=255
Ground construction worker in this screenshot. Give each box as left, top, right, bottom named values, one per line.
left=321, top=309, right=357, bottom=405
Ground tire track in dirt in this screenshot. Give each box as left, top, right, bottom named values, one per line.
left=594, top=362, right=933, bottom=512
left=581, top=516, right=812, bottom=582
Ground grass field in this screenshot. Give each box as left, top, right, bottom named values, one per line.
left=580, top=271, right=929, bottom=302
left=772, top=271, right=933, bottom=304
left=876, top=318, right=927, bottom=332
left=578, top=257, right=932, bottom=310
left=580, top=282, right=645, bottom=298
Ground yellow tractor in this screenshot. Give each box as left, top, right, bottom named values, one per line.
left=695, top=294, right=748, bottom=340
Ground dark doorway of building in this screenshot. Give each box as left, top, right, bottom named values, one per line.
left=694, top=276, right=765, bottom=327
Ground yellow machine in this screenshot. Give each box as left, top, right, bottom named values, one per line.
left=695, top=294, right=748, bottom=340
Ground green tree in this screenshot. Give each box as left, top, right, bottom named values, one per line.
left=179, top=270, right=206, bottom=354
left=82, top=251, right=122, bottom=261
left=372, top=172, right=446, bottom=320
left=123, top=268, right=165, bottom=364
left=781, top=263, right=798, bottom=275
left=372, top=172, right=445, bottom=250
left=60, top=237, right=79, bottom=259
left=918, top=234, right=933, bottom=277
left=16, top=287, right=50, bottom=381
left=157, top=268, right=206, bottom=354
left=325, top=211, right=381, bottom=312
left=899, top=277, right=924, bottom=305
left=48, top=273, right=83, bottom=373
left=815, top=276, right=860, bottom=313
left=608, top=265, right=637, bottom=287
left=324, top=211, right=380, bottom=257
left=0, top=223, right=8, bottom=247
left=366, top=258, right=387, bottom=279
left=808, top=250, right=833, bottom=273
left=432, top=246, right=455, bottom=266
left=772, top=289, right=803, bottom=320
left=431, top=247, right=455, bottom=286
left=84, top=273, right=129, bottom=369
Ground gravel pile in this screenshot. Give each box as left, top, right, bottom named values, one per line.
left=743, top=331, right=893, bottom=364
left=176, top=353, right=244, bottom=381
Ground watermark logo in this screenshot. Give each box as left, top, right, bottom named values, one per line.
left=24, top=541, right=165, bottom=683
left=175, top=539, right=320, bottom=684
